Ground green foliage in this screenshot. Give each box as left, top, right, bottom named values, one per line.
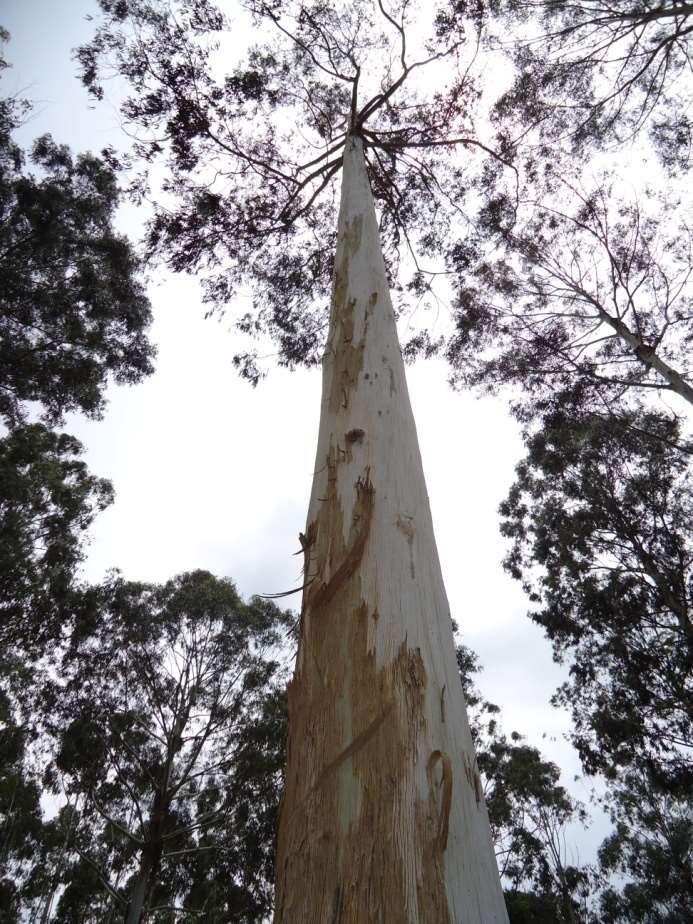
left=0, top=424, right=113, bottom=654
left=444, top=185, right=693, bottom=417
left=0, top=43, right=153, bottom=653
left=457, top=644, right=590, bottom=920
left=500, top=409, right=692, bottom=782
left=44, top=570, right=292, bottom=923
left=0, top=67, right=154, bottom=428
left=597, top=764, right=692, bottom=922
left=485, top=1, right=693, bottom=171
left=432, top=5, right=693, bottom=422
left=504, top=889, right=568, bottom=923
left=77, top=0, right=501, bottom=379
left=500, top=405, right=692, bottom=920
left=0, top=685, right=44, bottom=922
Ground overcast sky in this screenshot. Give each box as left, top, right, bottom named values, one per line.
left=3, top=0, right=610, bottom=863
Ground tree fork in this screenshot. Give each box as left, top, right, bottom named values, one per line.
left=273, top=136, right=508, bottom=923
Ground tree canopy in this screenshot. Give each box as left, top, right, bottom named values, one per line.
left=489, top=0, right=693, bottom=171
left=0, top=425, right=113, bottom=656
left=0, top=42, right=154, bottom=653
left=77, top=0, right=517, bottom=380
left=501, top=407, right=692, bottom=784
left=446, top=181, right=693, bottom=417
left=500, top=405, right=692, bottom=919
left=4, top=571, right=291, bottom=924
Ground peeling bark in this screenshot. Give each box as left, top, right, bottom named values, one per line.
left=274, top=136, right=508, bottom=923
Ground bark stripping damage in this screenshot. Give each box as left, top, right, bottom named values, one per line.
left=274, top=137, right=508, bottom=923
left=428, top=749, right=453, bottom=851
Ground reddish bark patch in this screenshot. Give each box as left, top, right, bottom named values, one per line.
left=275, top=453, right=452, bottom=923
left=329, top=216, right=368, bottom=415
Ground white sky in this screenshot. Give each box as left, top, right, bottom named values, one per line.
left=3, top=0, right=611, bottom=865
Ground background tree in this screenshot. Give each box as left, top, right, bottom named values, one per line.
left=500, top=407, right=692, bottom=783
left=500, top=405, right=692, bottom=920
left=597, top=762, right=692, bottom=922
left=0, top=425, right=113, bottom=656
left=0, top=36, right=154, bottom=654
left=180, top=687, right=286, bottom=922
left=0, top=59, right=154, bottom=429
left=428, top=3, right=693, bottom=431
left=0, top=681, right=44, bottom=921
left=487, top=0, right=693, bottom=172
left=434, top=11, right=693, bottom=913
left=47, top=570, right=291, bottom=924
left=458, top=645, right=591, bottom=923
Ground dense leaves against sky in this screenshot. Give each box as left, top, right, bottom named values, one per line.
left=597, top=762, right=692, bottom=922
left=6, top=571, right=291, bottom=924
left=0, top=70, right=154, bottom=428
left=446, top=183, right=693, bottom=417
left=0, top=683, right=44, bottom=920
left=77, top=0, right=512, bottom=380
left=488, top=0, right=693, bottom=171
left=0, top=424, right=112, bottom=656
left=498, top=395, right=693, bottom=918
left=501, top=408, right=692, bottom=784
left=0, top=46, right=154, bottom=655
left=429, top=3, right=693, bottom=425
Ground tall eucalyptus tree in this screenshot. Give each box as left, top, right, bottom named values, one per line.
left=273, top=134, right=507, bottom=922
left=80, top=1, right=513, bottom=919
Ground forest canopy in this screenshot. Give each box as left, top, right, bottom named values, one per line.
left=1, top=2, right=692, bottom=921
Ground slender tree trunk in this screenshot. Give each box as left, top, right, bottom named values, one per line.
left=125, top=854, right=152, bottom=924
left=125, top=838, right=162, bottom=924
left=39, top=799, right=79, bottom=924
left=125, top=747, right=175, bottom=923
left=592, top=301, right=693, bottom=406
left=274, top=136, right=508, bottom=923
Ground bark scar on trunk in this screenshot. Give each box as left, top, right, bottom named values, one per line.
left=396, top=514, right=416, bottom=579
left=428, top=750, right=453, bottom=852
left=280, top=702, right=396, bottom=837
left=345, top=427, right=365, bottom=444
left=310, top=702, right=395, bottom=795
left=463, top=754, right=484, bottom=807
left=307, top=471, right=374, bottom=612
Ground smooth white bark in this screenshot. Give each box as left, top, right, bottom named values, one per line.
left=274, top=136, right=508, bottom=923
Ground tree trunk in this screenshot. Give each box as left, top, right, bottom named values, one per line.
left=274, top=136, right=508, bottom=923
left=125, top=856, right=151, bottom=924
left=39, top=799, right=79, bottom=924
left=125, top=838, right=162, bottom=924
left=592, top=300, right=693, bottom=407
